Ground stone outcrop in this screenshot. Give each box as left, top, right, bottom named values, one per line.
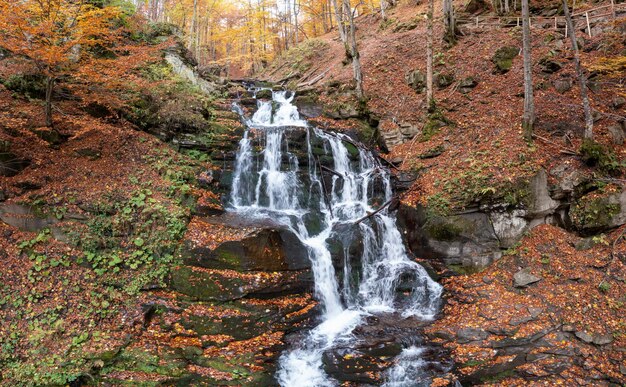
left=397, top=167, right=626, bottom=271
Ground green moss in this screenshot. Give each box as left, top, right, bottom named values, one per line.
left=492, top=46, right=519, bottom=73
left=570, top=193, right=621, bottom=231
left=343, top=141, right=359, bottom=159
left=426, top=221, right=462, bottom=241
left=579, top=139, right=624, bottom=176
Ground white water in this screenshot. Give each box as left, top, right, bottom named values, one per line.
left=230, top=89, right=442, bottom=386
left=250, top=90, right=308, bottom=127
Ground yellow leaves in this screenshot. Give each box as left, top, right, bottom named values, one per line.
left=0, top=0, right=120, bottom=72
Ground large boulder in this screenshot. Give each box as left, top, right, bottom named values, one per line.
left=492, top=46, right=519, bottom=74
left=169, top=265, right=312, bottom=301
left=397, top=170, right=563, bottom=271
left=184, top=227, right=310, bottom=272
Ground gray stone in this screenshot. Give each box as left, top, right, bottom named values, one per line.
left=575, top=331, right=594, bottom=343
left=612, top=96, right=626, bottom=110
left=459, top=76, right=478, bottom=93
left=456, top=328, right=488, bottom=343
left=513, top=268, right=542, bottom=288
left=608, top=124, right=624, bottom=145
left=509, top=315, right=533, bottom=326
left=0, top=204, right=58, bottom=232
left=554, top=77, right=573, bottom=94
left=405, top=69, right=426, bottom=93
left=592, top=334, right=613, bottom=346
left=528, top=307, right=544, bottom=318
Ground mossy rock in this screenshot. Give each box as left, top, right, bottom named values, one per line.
left=569, top=192, right=622, bottom=232
left=343, top=141, right=360, bottom=159
left=169, top=266, right=247, bottom=301
left=256, top=89, right=273, bottom=99
left=110, top=347, right=188, bottom=377
left=33, top=128, right=63, bottom=145
left=426, top=220, right=463, bottom=241
left=492, top=46, right=519, bottom=74
left=169, top=265, right=312, bottom=301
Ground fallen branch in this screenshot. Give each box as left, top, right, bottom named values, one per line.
left=355, top=197, right=396, bottom=225
left=321, top=165, right=344, bottom=179
left=532, top=133, right=577, bottom=155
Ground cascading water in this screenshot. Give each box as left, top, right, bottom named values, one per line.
left=230, top=89, right=443, bottom=386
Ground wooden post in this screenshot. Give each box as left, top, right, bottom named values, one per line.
left=585, top=11, right=591, bottom=37
left=475, top=16, right=479, bottom=27
left=564, top=19, right=568, bottom=37
left=517, top=17, right=520, bottom=26
left=554, top=16, right=557, bottom=29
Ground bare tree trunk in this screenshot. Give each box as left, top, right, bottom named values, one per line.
left=443, top=0, right=457, bottom=45
left=426, top=0, right=434, bottom=108
left=45, top=76, right=54, bottom=128
left=380, top=0, right=387, bottom=20
left=343, top=0, right=364, bottom=99
left=522, top=0, right=534, bottom=141
left=190, top=0, right=198, bottom=52
left=333, top=0, right=346, bottom=42
left=562, top=0, right=593, bottom=139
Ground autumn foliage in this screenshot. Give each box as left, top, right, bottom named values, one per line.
left=0, top=0, right=121, bottom=126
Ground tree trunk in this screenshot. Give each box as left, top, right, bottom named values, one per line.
left=562, top=0, right=593, bottom=139
left=521, top=0, right=534, bottom=141
left=426, top=0, right=434, bottom=108
left=380, top=0, right=387, bottom=20
left=45, top=76, right=54, bottom=128
left=332, top=0, right=346, bottom=42
left=343, top=0, right=364, bottom=99
left=443, top=0, right=457, bottom=45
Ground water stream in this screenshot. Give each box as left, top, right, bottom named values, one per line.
left=230, top=90, right=443, bottom=386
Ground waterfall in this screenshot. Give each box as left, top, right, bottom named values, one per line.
left=230, top=89, right=443, bottom=386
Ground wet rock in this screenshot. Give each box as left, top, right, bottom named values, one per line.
left=486, top=326, right=517, bottom=337
left=169, top=266, right=312, bottom=301
left=513, top=268, right=542, bottom=288
left=255, top=89, right=273, bottom=99
left=456, top=328, right=488, bottom=343
left=33, top=128, right=64, bottom=146
left=294, top=96, right=323, bottom=118
left=492, top=46, right=519, bottom=74
left=185, top=227, right=310, bottom=272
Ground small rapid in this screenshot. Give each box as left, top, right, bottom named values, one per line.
left=229, top=89, right=443, bottom=386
